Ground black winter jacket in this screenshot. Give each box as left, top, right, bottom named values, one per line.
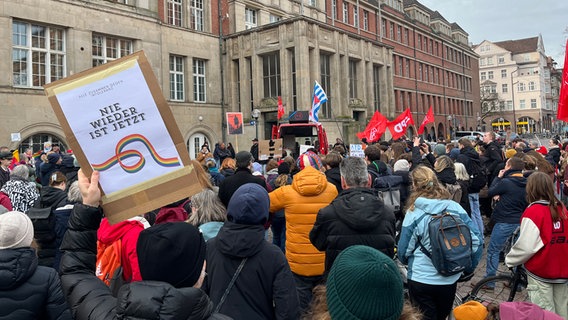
left=546, top=146, right=561, bottom=167
left=0, top=247, right=71, bottom=320
left=59, top=203, right=230, bottom=320
left=487, top=169, right=528, bottom=224
left=204, top=222, right=299, bottom=320
left=325, top=167, right=342, bottom=194
left=456, top=146, right=485, bottom=193
left=36, top=186, right=68, bottom=267
left=218, top=169, right=267, bottom=207
left=309, top=188, right=396, bottom=273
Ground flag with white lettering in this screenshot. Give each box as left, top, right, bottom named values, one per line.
left=417, top=106, right=434, bottom=135
left=309, top=81, right=328, bottom=123
left=277, top=96, right=285, bottom=120
left=387, top=109, right=414, bottom=140
left=557, top=40, right=568, bottom=121
left=357, top=111, right=388, bottom=143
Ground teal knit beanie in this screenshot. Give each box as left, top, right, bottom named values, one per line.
left=326, top=246, right=404, bottom=320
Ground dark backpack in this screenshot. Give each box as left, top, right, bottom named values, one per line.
left=417, top=211, right=473, bottom=276
left=369, top=170, right=403, bottom=215
left=468, top=158, right=487, bottom=192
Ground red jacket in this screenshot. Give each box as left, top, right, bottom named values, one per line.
left=506, top=202, right=568, bottom=281
left=97, top=217, right=149, bottom=282
left=0, top=192, right=13, bottom=211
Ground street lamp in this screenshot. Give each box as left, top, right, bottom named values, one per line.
left=251, top=108, right=261, bottom=139
left=510, top=68, right=519, bottom=134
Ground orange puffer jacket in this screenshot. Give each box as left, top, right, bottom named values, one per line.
left=269, top=166, right=338, bottom=276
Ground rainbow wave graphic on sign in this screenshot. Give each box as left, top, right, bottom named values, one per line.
left=92, top=134, right=180, bottom=173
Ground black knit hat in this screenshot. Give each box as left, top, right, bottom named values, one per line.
left=137, top=222, right=206, bottom=288
left=277, top=162, right=290, bottom=175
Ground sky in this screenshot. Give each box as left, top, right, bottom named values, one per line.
left=417, top=0, right=568, bottom=68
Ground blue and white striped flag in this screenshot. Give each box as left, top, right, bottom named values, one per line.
left=309, top=81, right=328, bottom=123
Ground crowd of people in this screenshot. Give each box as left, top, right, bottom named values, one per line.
left=1, top=133, right=568, bottom=320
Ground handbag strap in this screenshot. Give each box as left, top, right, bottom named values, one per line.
left=214, top=257, right=247, bottom=313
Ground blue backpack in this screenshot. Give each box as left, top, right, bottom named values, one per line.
left=417, top=210, right=473, bottom=276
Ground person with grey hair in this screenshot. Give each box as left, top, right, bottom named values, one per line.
left=1, top=164, right=39, bottom=213
left=310, top=156, right=396, bottom=273
left=186, top=188, right=227, bottom=241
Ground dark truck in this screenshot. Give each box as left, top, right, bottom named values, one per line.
left=271, top=111, right=329, bottom=158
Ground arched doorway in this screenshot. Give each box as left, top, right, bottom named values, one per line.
left=187, top=133, right=210, bottom=160
left=437, top=123, right=445, bottom=141
left=517, top=116, right=536, bottom=134
left=18, top=133, right=68, bottom=155
left=491, top=118, right=510, bottom=131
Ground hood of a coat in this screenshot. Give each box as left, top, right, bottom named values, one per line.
left=215, top=222, right=265, bottom=258
left=117, top=280, right=214, bottom=319
left=460, top=146, right=480, bottom=160
left=437, top=167, right=457, bottom=184
left=413, top=197, right=458, bottom=216
left=98, top=216, right=149, bottom=244
left=332, top=188, right=386, bottom=230
left=39, top=186, right=67, bottom=208
left=0, top=247, right=37, bottom=290
left=503, top=170, right=527, bottom=188
left=291, top=166, right=330, bottom=196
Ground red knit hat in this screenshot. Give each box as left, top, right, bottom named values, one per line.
left=535, top=146, right=548, bottom=156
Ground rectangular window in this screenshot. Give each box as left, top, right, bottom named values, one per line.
left=506, top=100, right=512, bottom=110
left=349, top=59, right=357, bottom=99
left=353, top=7, right=359, bottom=27
left=405, top=59, right=410, bottom=77
left=193, top=59, right=206, bottom=102
left=404, top=28, right=409, bottom=44
left=389, top=22, right=394, bottom=39
left=397, top=25, right=402, bottom=42
left=502, top=84, right=508, bottom=93
left=520, top=99, right=526, bottom=109
left=320, top=54, right=331, bottom=118
left=501, top=69, right=507, bottom=78
left=269, top=14, right=281, bottom=23
left=167, top=0, right=183, bottom=26
left=498, top=56, right=505, bottom=64
left=245, top=8, right=258, bottom=29
left=488, top=71, right=493, bottom=79
left=190, top=0, right=204, bottom=31
left=92, top=34, right=133, bottom=67
left=530, top=99, right=537, bottom=108
left=480, top=58, right=486, bottom=66
left=417, top=35, right=422, bottom=50
left=263, top=53, right=281, bottom=97
left=169, top=55, right=184, bottom=101
left=480, top=72, right=486, bottom=80
left=487, top=57, right=493, bottom=65
left=12, top=21, right=66, bottom=87
left=291, top=50, right=297, bottom=110
left=343, top=3, right=348, bottom=23
left=418, top=63, right=422, bottom=81
left=363, top=11, right=368, bottom=30
left=373, top=65, right=381, bottom=110
left=381, top=19, right=386, bottom=37
left=332, top=0, right=337, bottom=19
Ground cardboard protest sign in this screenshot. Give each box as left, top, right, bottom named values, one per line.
left=226, top=112, right=243, bottom=135
left=258, top=139, right=282, bottom=161
left=44, top=51, right=203, bottom=224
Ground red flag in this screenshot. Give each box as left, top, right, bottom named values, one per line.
left=387, top=109, right=414, bottom=140
left=557, top=40, right=568, bottom=121
left=357, top=111, right=388, bottom=142
left=417, top=106, right=434, bottom=135
left=277, top=96, right=285, bottom=120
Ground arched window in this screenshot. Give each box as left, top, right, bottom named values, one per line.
left=18, top=134, right=67, bottom=155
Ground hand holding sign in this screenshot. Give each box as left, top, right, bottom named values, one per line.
left=78, top=169, right=101, bottom=208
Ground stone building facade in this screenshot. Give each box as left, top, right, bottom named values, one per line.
left=474, top=35, right=560, bottom=134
